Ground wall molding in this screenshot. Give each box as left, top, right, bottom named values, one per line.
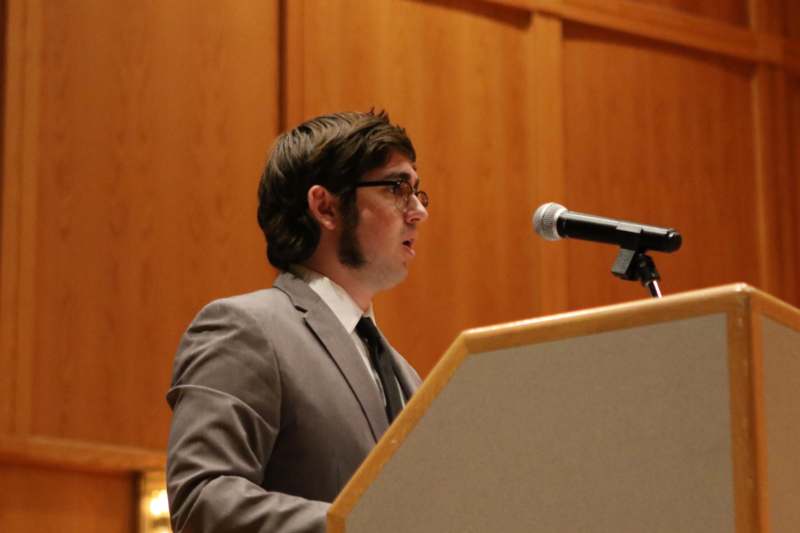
left=487, top=0, right=799, bottom=71
left=0, top=433, right=166, bottom=474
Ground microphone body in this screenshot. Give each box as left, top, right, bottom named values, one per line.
left=533, top=203, right=682, bottom=253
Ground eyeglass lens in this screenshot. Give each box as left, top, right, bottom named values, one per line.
left=395, top=181, right=429, bottom=208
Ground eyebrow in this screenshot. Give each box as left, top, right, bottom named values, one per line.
left=383, top=171, right=422, bottom=188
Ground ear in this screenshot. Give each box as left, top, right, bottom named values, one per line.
left=307, top=185, right=339, bottom=231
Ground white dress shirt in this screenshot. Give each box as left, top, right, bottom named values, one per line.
left=291, top=266, right=403, bottom=407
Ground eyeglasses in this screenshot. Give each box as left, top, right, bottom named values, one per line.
left=351, top=179, right=430, bottom=210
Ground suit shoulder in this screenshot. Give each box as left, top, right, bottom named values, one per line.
left=195, top=287, right=295, bottom=323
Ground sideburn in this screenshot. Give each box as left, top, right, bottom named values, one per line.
left=337, top=194, right=365, bottom=268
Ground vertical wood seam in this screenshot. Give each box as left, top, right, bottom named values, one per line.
left=767, top=70, right=794, bottom=300
left=0, top=0, right=21, bottom=434
left=4, top=0, right=42, bottom=434
left=746, top=0, right=760, bottom=33
left=282, top=0, right=305, bottom=127
left=2, top=0, right=42, bottom=436
left=750, top=67, right=772, bottom=295
left=14, top=0, right=41, bottom=436
left=748, top=0, right=776, bottom=299
left=530, top=12, right=568, bottom=313
left=276, top=0, right=288, bottom=133
left=748, top=0, right=795, bottom=303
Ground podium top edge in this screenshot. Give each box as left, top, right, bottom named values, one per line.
left=461, top=283, right=798, bottom=344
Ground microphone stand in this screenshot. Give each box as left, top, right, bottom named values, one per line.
left=610, top=224, right=664, bottom=298
left=611, top=248, right=662, bottom=298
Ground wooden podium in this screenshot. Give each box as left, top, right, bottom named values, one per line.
left=328, top=284, right=799, bottom=533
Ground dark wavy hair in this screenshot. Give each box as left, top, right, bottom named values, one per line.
left=257, top=111, right=416, bottom=270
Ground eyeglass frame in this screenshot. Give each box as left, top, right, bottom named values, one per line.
left=348, top=179, right=430, bottom=209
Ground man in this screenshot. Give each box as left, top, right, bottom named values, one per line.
left=166, top=111, right=429, bottom=533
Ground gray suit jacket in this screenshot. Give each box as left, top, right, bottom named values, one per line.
left=166, top=271, right=422, bottom=533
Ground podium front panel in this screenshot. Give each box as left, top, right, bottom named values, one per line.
left=345, top=314, right=734, bottom=533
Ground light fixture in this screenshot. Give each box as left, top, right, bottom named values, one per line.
left=139, top=470, right=171, bottom=533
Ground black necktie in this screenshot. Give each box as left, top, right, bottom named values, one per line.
left=356, top=317, right=403, bottom=423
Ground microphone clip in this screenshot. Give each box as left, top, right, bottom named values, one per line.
left=609, top=225, right=663, bottom=298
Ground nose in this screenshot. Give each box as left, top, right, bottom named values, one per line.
left=405, top=194, right=428, bottom=224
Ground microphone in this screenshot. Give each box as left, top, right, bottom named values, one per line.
left=533, top=202, right=682, bottom=253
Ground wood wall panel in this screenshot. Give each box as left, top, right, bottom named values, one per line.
left=8, top=0, right=279, bottom=448
left=752, top=66, right=799, bottom=305
left=752, top=0, right=787, bottom=35
left=784, top=1, right=800, bottom=39
left=622, top=0, right=749, bottom=26
left=562, top=24, right=759, bottom=309
left=779, top=74, right=800, bottom=301
left=751, top=0, right=775, bottom=33
left=0, top=464, right=134, bottom=532
left=287, top=0, right=548, bottom=375
left=756, top=0, right=800, bottom=38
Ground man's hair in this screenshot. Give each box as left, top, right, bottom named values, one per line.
left=257, top=110, right=416, bottom=270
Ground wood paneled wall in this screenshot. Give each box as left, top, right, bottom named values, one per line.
left=1, top=0, right=798, bottom=531
left=0, top=463, right=134, bottom=532
left=1, top=0, right=280, bottom=530
left=562, top=25, right=759, bottom=306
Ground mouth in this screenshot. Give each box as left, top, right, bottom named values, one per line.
left=402, top=238, right=415, bottom=256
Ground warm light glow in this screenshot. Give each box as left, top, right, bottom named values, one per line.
left=139, top=471, right=172, bottom=533
left=148, top=489, right=170, bottom=518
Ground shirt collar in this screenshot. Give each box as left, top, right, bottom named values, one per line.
left=291, top=265, right=374, bottom=334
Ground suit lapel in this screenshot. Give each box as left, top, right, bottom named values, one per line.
left=274, top=272, right=389, bottom=441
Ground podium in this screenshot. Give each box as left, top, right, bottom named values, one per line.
left=328, top=284, right=800, bottom=533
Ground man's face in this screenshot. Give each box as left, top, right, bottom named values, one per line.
left=338, top=150, right=428, bottom=292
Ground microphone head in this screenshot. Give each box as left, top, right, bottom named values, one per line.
left=533, top=202, right=567, bottom=241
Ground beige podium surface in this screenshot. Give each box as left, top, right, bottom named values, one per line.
left=328, top=284, right=799, bottom=533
